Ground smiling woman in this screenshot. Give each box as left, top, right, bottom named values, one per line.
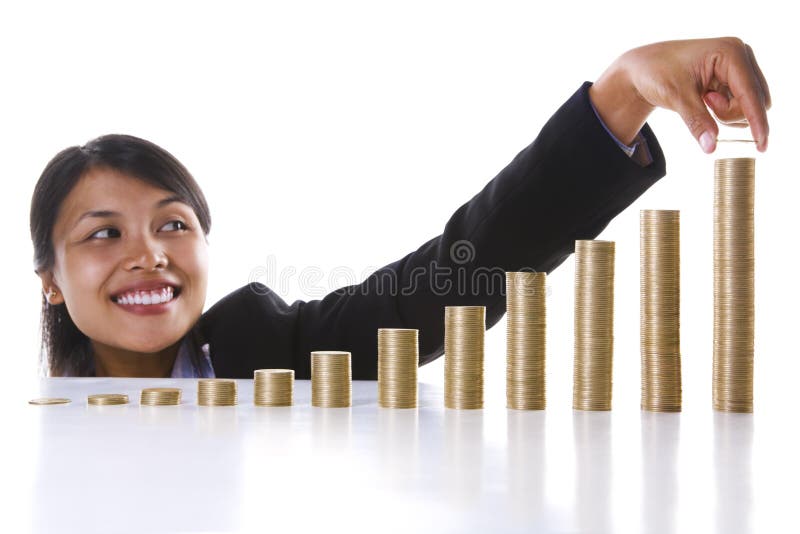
left=29, top=38, right=771, bottom=379
left=30, top=134, right=212, bottom=377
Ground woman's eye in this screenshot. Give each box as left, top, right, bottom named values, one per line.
left=161, top=220, right=188, bottom=232
left=89, top=227, right=120, bottom=240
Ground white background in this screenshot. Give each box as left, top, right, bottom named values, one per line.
left=1, top=0, right=797, bottom=414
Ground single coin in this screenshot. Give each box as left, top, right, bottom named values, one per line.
left=28, top=397, right=71, bottom=405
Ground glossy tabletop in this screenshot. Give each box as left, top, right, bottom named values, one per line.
left=6, top=378, right=797, bottom=533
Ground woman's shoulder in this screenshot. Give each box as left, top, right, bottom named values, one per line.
left=200, top=283, right=301, bottom=322
left=197, top=283, right=300, bottom=376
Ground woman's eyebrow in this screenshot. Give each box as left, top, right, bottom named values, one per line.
left=72, top=195, right=186, bottom=229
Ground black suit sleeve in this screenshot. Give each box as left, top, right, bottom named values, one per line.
left=201, top=82, right=667, bottom=379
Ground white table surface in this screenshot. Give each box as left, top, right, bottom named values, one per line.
left=5, top=377, right=798, bottom=533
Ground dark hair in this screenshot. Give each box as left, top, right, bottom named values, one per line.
left=29, top=134, right=212, bottom=376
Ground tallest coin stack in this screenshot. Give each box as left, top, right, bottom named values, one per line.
left=713, top=158, right=756, bottom=413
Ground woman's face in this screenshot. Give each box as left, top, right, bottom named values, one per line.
left=42, top=167, right=209, bottom=355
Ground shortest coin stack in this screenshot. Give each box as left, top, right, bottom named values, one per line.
left=311, top=351, right=352, bottom=408
left=197, top=379, right=238, bottom=406
left=140, top=387, right=182, bottom=406
left=88, top=393, right=129, bottom=406
left=254, top=369, right=294, bottom=406
left=28, top=398, right=71, bottom=406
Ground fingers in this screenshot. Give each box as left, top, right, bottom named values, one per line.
left=725, top=40, right=770, bottom=151
left=677, top=95, right=720, bottom=154
left=745, top=44, right=771, bottom=109
left=703, top=91, right=749, bottom=127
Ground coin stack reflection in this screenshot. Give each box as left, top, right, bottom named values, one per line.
left=378, top=329, right=419, bottom=408
left=573, top=240, right=615, bottom=411
left=714, top=158, right=755, bottom=413
left=444, top=306, right=485, bottom=409
left=87, top=393, right=129, bottom=406
left=254, top=369, right=294, bottom=406
left=640, top=210, right=682, bottom=412
left=506, top=271, right=546, bottom=410
left=311, top=351, right=352, bottom=408
left=197, top=379, right=238, bottom=406
left=140, top=387, right=182, bottom=406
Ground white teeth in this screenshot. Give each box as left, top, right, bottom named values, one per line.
left=116, top=287, right=175, bottom=306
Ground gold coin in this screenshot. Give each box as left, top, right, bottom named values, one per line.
left=28, top=397, right=71, bottom=405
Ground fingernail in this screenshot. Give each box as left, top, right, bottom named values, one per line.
left=700, top=131, right=716, bottom=154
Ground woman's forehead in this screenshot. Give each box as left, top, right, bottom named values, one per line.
left=71, top=167, right=173, bottom=200
left=55, top=168, right=189, bottom=232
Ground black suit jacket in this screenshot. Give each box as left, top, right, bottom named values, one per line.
left=199, top=82, right=667, bottom=379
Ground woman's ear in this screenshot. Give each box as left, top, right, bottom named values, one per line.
left=38, top=271, right=64, bottom=305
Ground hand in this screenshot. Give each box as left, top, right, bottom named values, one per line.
left=589, top=37, right=771, bottom=153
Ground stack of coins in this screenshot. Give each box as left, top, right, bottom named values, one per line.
left=444, top=306, right=485, bottom=409
left=254, top=369, right=294, bottom=406
left=506, top=271, right=546, bottom=410
left=640, top=210, right=682, bottom=412
left=197, top=379, right=238, bottom=406
left=573, top=240, right=615, bottom=411
left=311, top=351, right=352, bottom=408
left=140, top=387, right=182, bottom=406
left=87, top=393, right=129, bottom=406
left=378, top=328, right=419, bottom=408
left=714, top=158, right=755, bottom=413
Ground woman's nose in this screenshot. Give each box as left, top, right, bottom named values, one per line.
left=123, top=235, right=169, bottom=271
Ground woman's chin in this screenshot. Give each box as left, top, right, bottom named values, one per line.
left=111, top=332, right=185, bottom=356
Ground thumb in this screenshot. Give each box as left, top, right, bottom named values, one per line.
left=676, top=98, right=719, bottom=153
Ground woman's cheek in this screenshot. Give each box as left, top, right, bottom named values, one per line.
left=74, top=249, right=117, bottom=284
left=175, top=236, right=209, bottom=274
left=165, top=237, right=209, bottom=308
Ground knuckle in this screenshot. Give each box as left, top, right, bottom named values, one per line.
left=721, top=36, right=745, bottom=49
